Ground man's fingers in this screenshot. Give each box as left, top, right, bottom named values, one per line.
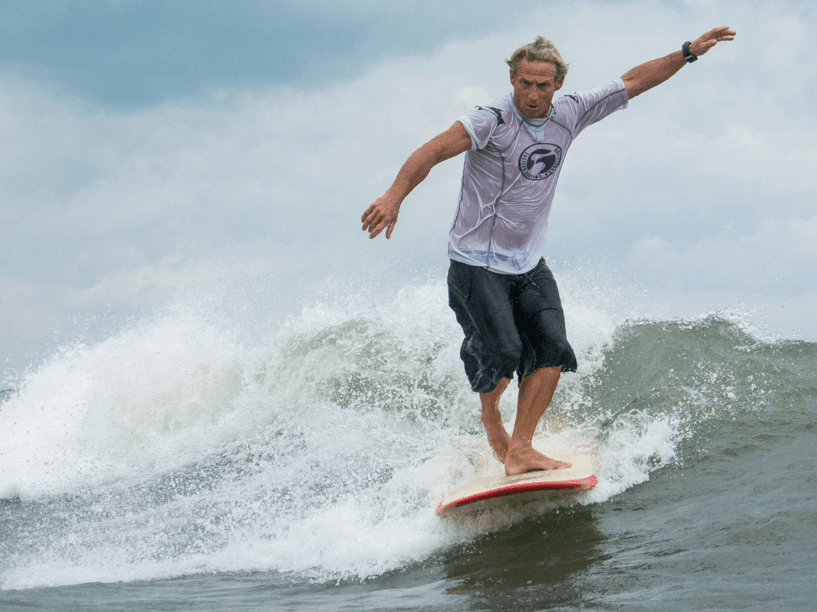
left=370, top=218, right=396, bottom=239
left=362, top=195, right=399, bottom=239
left=693, top=27, right=735, bottom=56
left=362, top=206, right=383, bottom=234
left=368, top=220, right=391, bottom=240
left=703, top=26, right=736, bottom=43
left=361, top=209, right=391, bottom=239
left=361, top=204, right=380, bottom=228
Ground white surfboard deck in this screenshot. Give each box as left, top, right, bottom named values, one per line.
left=436, top=450, right=596, bottom=517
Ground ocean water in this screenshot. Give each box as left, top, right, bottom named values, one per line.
left=1, top=280, right=815, bottom=611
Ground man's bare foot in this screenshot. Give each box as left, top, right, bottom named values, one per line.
left=504, top=444, right=571, bottom=476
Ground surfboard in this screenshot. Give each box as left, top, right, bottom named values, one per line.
left=436, top=450, right=597, bottom=517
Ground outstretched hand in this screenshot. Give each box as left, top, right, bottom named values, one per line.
left=622, top=25, right=736, bottom=98
left=689, top=26, right=736, bottom=57
left=361, top=192, right=401, bottom=239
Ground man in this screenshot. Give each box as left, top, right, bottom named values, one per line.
left=361, top=27, right=736, bottom=476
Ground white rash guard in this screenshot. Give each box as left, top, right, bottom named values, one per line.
left=449, top=79, right=629, bottom=274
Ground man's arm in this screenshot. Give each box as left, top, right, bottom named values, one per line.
left=361, top=121, right=472, bottom=239
left=622, top=26, right=736, bottom=99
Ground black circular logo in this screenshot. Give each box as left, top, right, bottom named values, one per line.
left=519, top=143, right=562, bottom=180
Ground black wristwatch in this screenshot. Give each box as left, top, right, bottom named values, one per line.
left=682, top=41, right=698, bottom=63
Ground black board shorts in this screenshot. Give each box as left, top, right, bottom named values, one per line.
left=447, top=258, right=577, bottom=393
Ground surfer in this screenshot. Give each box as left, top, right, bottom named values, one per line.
left=362, top=27, right=736, bottom=476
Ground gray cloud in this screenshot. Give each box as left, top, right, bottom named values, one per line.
left=0, top=0, right=522, bottom=108
left=2, top=0, right=815, bottom=380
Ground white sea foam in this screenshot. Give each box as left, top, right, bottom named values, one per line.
left=0, top=279, right=723, bottom=589
left=0, top=307, right=256, bottom=499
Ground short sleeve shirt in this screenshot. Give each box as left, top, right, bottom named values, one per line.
left=449, top=79, right=629, bottom=274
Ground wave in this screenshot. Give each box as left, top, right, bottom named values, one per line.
left=1, top=281, right=815, bottom=589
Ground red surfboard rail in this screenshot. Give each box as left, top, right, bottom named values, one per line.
left=436, top=475, right=597, bottom=517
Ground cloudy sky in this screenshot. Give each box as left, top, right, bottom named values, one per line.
left=1, top=0, right=815, bottom=379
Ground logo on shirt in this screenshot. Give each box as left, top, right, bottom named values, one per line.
left=519, top=143, right=562, bottom=180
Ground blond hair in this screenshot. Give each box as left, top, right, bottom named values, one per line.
left=506, top=36, right=569, bottom=78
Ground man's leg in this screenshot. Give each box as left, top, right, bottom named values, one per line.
left=479, top=377, right=512, bottom=462
left=504, top=366, right=571, bottom=476
left=448, top=261, right=522, bottom=463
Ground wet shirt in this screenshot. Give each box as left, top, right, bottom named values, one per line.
left=449, top=79, right=629, bottom=274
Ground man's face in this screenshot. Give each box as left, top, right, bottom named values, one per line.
left=510, top=59, right=565, bottom=119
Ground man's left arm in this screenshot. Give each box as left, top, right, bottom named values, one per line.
left=622, top=26, right=736, bottom=99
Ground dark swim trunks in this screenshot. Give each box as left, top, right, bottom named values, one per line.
left=447, top=258, right=578, bottom=393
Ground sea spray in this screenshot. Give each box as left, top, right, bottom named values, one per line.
left=2, top=280, right=814, bottom=589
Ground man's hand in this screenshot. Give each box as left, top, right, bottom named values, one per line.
left=689, top=26, right=736, bottom=57
left=622, top=26, right=736, bottom=98
left=362, top=192, right=401, bottom=240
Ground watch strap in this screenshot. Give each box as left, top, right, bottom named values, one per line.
left=682, top=41, right=698, bottom=63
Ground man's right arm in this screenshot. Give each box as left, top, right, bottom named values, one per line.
left=361, top=121, right=472, bottom=240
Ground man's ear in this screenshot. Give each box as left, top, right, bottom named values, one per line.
left=555, top=75, right=565, bottom=91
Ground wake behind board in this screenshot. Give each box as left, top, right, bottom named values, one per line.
left=436, top=450, right=596, bottom=517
